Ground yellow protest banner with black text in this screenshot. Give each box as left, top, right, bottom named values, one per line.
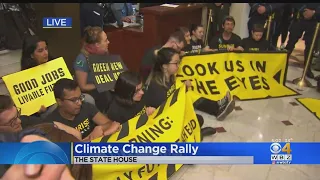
left=2, top=57, right=73, bottom=116
left=92, top=85, right=201, bottom=180
left=176, top=52, right=298, bottom=101
left=87, top=54, right=128, bottom=92
left=296, top=98, right=320, bottom=120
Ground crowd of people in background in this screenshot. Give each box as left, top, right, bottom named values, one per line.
left=0, top=3, right=320, bottom=179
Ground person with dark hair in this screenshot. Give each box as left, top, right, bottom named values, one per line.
left=247, top=3, right=285, bottom=48
left=20, top=35, right=95, bottom=118
left=74, top=26, right=113, bottom=113
left=0, top=129, right=73, bottom=179
left=241, top=24, right=271, bottom=51
left=144, top=48, right=236, bottom=139
left=140, top=31, right=186, bottom=81
left=107, top=71, right=155, bottom=124
left=0, top=94, right=82, bottom=139
left=20, top=35, right=53, bottom=71
left=19, top=35, right=56, bottom=119
left=206, top=3, right=232, bottom=42
left=176, top=27, right=192, bottom=52
left=209, top=16, right=243, bottom=52
left=46, top=78, right=120, bottom=141
left=187, top=24, right=213, bottom=53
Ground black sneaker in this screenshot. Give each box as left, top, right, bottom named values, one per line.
left=216, top=91, right=235, bottom=121
left=200, top=127, right=216, bottom=141
left=201, top=127, right=216, bottom=136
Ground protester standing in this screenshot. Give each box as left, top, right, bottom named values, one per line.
left=80, top=3, right=105, bottom=37
left=248, top=3, right=285, bottom=48
left=285, top=3, right=320, bottom=78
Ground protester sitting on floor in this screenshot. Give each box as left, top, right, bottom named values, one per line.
left=107, top=71, right=155, bottom=124
left=0, top=95, right=80, bottom=139
left=0, top=129, right=74, bottom=179
left=20, top=35, right=57, bottom=119
left=143, top=48, right=235, bottom=139
left=140, top=31, right=187, bottom=81
left=209, top=16, right=244, bottom=52
left=176, top=26, right=191, bottom=54
left=241, top=24, right=273, bottom=51
left=185, top=24, right=213, bottom=53
left=30, top=123, right=92, bottom=180
left=46, top=78, right=121, bottom=141
left=144, top=48, right=235, bottom=121
left=74, top=26, right=113, bottom=113
left=20, top=36, right=95, bottom=120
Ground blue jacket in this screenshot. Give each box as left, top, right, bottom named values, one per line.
left=110, top=3, right=134, bottom=27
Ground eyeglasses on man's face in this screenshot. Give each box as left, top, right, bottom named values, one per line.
left=0, top=107, right=21, bottom=128
left=63, top=94, right=85, bottom=104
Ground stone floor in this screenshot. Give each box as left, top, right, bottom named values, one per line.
left=0, top=36, right=320, bottom=180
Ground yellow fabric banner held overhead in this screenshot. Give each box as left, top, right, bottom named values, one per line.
left=2, top=57, right=73, bottom=116
left=296, top=98, right=320, bottom=120
left=92, top=85, right=201, bottom=180
left=176, top=52, right=298, bottom=101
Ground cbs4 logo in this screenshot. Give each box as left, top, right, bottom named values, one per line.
left=270, top=143, right=292, bottom=154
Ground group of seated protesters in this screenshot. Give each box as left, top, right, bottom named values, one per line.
left=183, top=16, right=273, bottom=54
left=0, top=15, right=276, bottom=179
left=141, top=16, right=274, bottom=80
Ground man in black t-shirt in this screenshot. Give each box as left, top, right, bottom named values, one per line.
left=46, top=78, right=120, bottom=141
left=241, top=24, right=271, bottom=51
left=209, top=16, right=243, bottom=52
left=0, top=94, right=84, bottom=141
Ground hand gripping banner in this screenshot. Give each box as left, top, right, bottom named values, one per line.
left=2, top=57, right=73, bottom=116
left=92, top=85, right=201, bottom=180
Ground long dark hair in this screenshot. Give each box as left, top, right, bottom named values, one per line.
left=190, top=24, right=203, bottom=35
left=31, top=123, right=92, bottom=180
left=145, top=47, right=178, bottom=88
left=20, top=35, right=53, bottom=70
left=114, top=71, right=142, bottom=106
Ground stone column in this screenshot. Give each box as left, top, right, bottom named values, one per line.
left=229, top=3, right=250, bottom=39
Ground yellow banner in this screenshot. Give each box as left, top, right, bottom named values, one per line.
left=92, top=85, right=201, bottom=180
left=296, top=98, right=320, bottom=120
left=2, top=57, right=73, bottom=116
left=176, top=52, right=298, bottom=101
